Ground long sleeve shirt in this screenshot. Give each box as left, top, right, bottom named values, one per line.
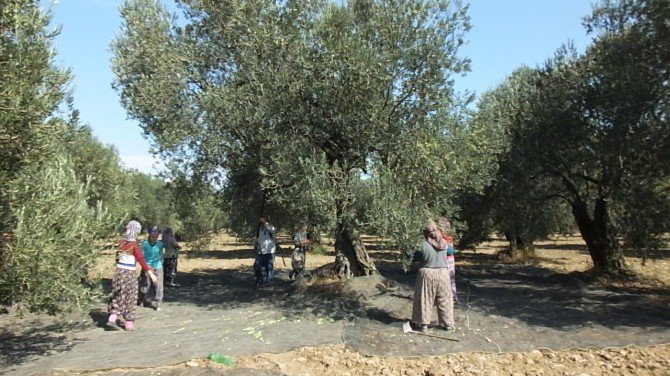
left=256, top=222, right=276, bottom=254
left=116, top=240, right=151, bottom=271
left=415, top=240, right=449, bottom=268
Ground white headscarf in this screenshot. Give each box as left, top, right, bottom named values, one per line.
left=124, top=220, right=142, bottom=241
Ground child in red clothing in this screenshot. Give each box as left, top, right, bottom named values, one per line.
left=106, top=220, right=157, bottom=331
left=444, top=234, right=458, bottom=303
left=438, top=218, right=459, bottom=304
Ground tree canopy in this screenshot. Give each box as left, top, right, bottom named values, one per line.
left=112, top=0, right=475, bottom=274
left=0, top=1, right=225, bottom=313
left=466, top=0, right=669, bottom=274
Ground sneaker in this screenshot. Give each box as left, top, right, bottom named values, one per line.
left=410, top=322, right=428, bottom=333
left=439, top=324, right=456, bottom=332
left=104, top=321, right=121, bottom=331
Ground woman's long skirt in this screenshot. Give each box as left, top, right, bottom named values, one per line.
left=108, top=268, right=139, bottom=321
left=411, top=267, right=454, bottom=327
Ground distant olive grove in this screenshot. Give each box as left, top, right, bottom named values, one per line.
left=1, top=0, right=668, bottom=314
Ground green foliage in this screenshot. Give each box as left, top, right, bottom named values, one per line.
left=360, top=165, right=436, bottom=254
left=111, top=0, right=197, bottom=155
left=0, top=0, right=224, bottom=313
left=311, top=244, right=328, bottom=255
left=457, top=67, right=576, bottom=248
left=168, top=172, right=226, bottom=249
left=581, top=0, right=670, bottom=255
left=124, top=171, right=175, bottom=229
left=0, top=157, right=109, bottom=314
left=0, top=1, right=71, bottom=182
left=0, top=1, right=91, bottom=312
left=465, top=0, right=669, bottom=272
left=58, top=121, right=139, bottom=232
left=112, top=0, right=473, bottom=264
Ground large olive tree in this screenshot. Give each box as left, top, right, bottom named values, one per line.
left=469, top=0, right=669, bottom=275
left=457, top=67, right=575, bottom=256
left=112, top=0, right=472, bottom=275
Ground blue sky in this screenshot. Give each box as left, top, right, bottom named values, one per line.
left=47, top=0, right=596, bottom=174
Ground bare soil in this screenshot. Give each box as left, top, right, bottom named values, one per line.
left=231, top=236, right=670, bottom=376
left=3, top=234, right=670, bottom=376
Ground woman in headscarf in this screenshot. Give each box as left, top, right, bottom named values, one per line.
left=106, top=220, right=157, bottom=331
left=410, top=220, right=455, bottom=332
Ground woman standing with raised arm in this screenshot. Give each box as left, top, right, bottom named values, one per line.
left=409, top=220, right=455, bottom=332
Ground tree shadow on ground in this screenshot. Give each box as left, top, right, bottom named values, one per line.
left=184, top=239, right=305, bottom=261
left=623, top=247, right=670, bottom=261
left=0, top=318, right=91, bottom=367
left=184, top=248, right=257, bottom=261
left=533, top=242, right=589, bottom=252
left=92, top=265, right=373, bottom=327
left=375, top=256, right=670, bottom=331
left=90, top=242, right=669, bottom=342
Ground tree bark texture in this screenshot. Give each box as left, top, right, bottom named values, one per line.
left=571, top=198, right=629, bottom=274
left=334, top=226, right=378, bottom=277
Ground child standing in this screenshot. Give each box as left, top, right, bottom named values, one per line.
left=445, top=234, right=458, bottom=303
left=106, top=220, right=156, bottom=331
left=162, top=227, right=181, bottom=287
left=438, top=217, right=459, bottom=304
left=138, top=226, right=165, bottom=311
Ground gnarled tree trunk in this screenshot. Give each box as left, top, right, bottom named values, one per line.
left=503, top=230, right=535, bottom=260
left=571, top=198, right=629, bottom=275
left=334, top=226, right=378, bottom=277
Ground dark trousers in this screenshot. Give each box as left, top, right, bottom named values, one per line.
left=164, top=257, right=178, bottom=284
left=254, top=253, right=274, bottom=283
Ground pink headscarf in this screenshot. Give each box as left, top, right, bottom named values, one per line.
left=423, top=220, right=448, bottom=250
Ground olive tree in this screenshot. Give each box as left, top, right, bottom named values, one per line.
left=457, top=67, right=575, bottom=257
left=1, top=2, right=130, bottom=312
left=112, top=0, right=472, bottom=275
left=470, top=0, right=669, bottom=274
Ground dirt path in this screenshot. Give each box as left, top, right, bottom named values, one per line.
left=1, top=235, right=669, bottom=375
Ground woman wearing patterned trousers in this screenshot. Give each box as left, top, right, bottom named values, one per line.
left=410, top=221, right=455, bottom=332
left=106, top=220, right=156, bottom=331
